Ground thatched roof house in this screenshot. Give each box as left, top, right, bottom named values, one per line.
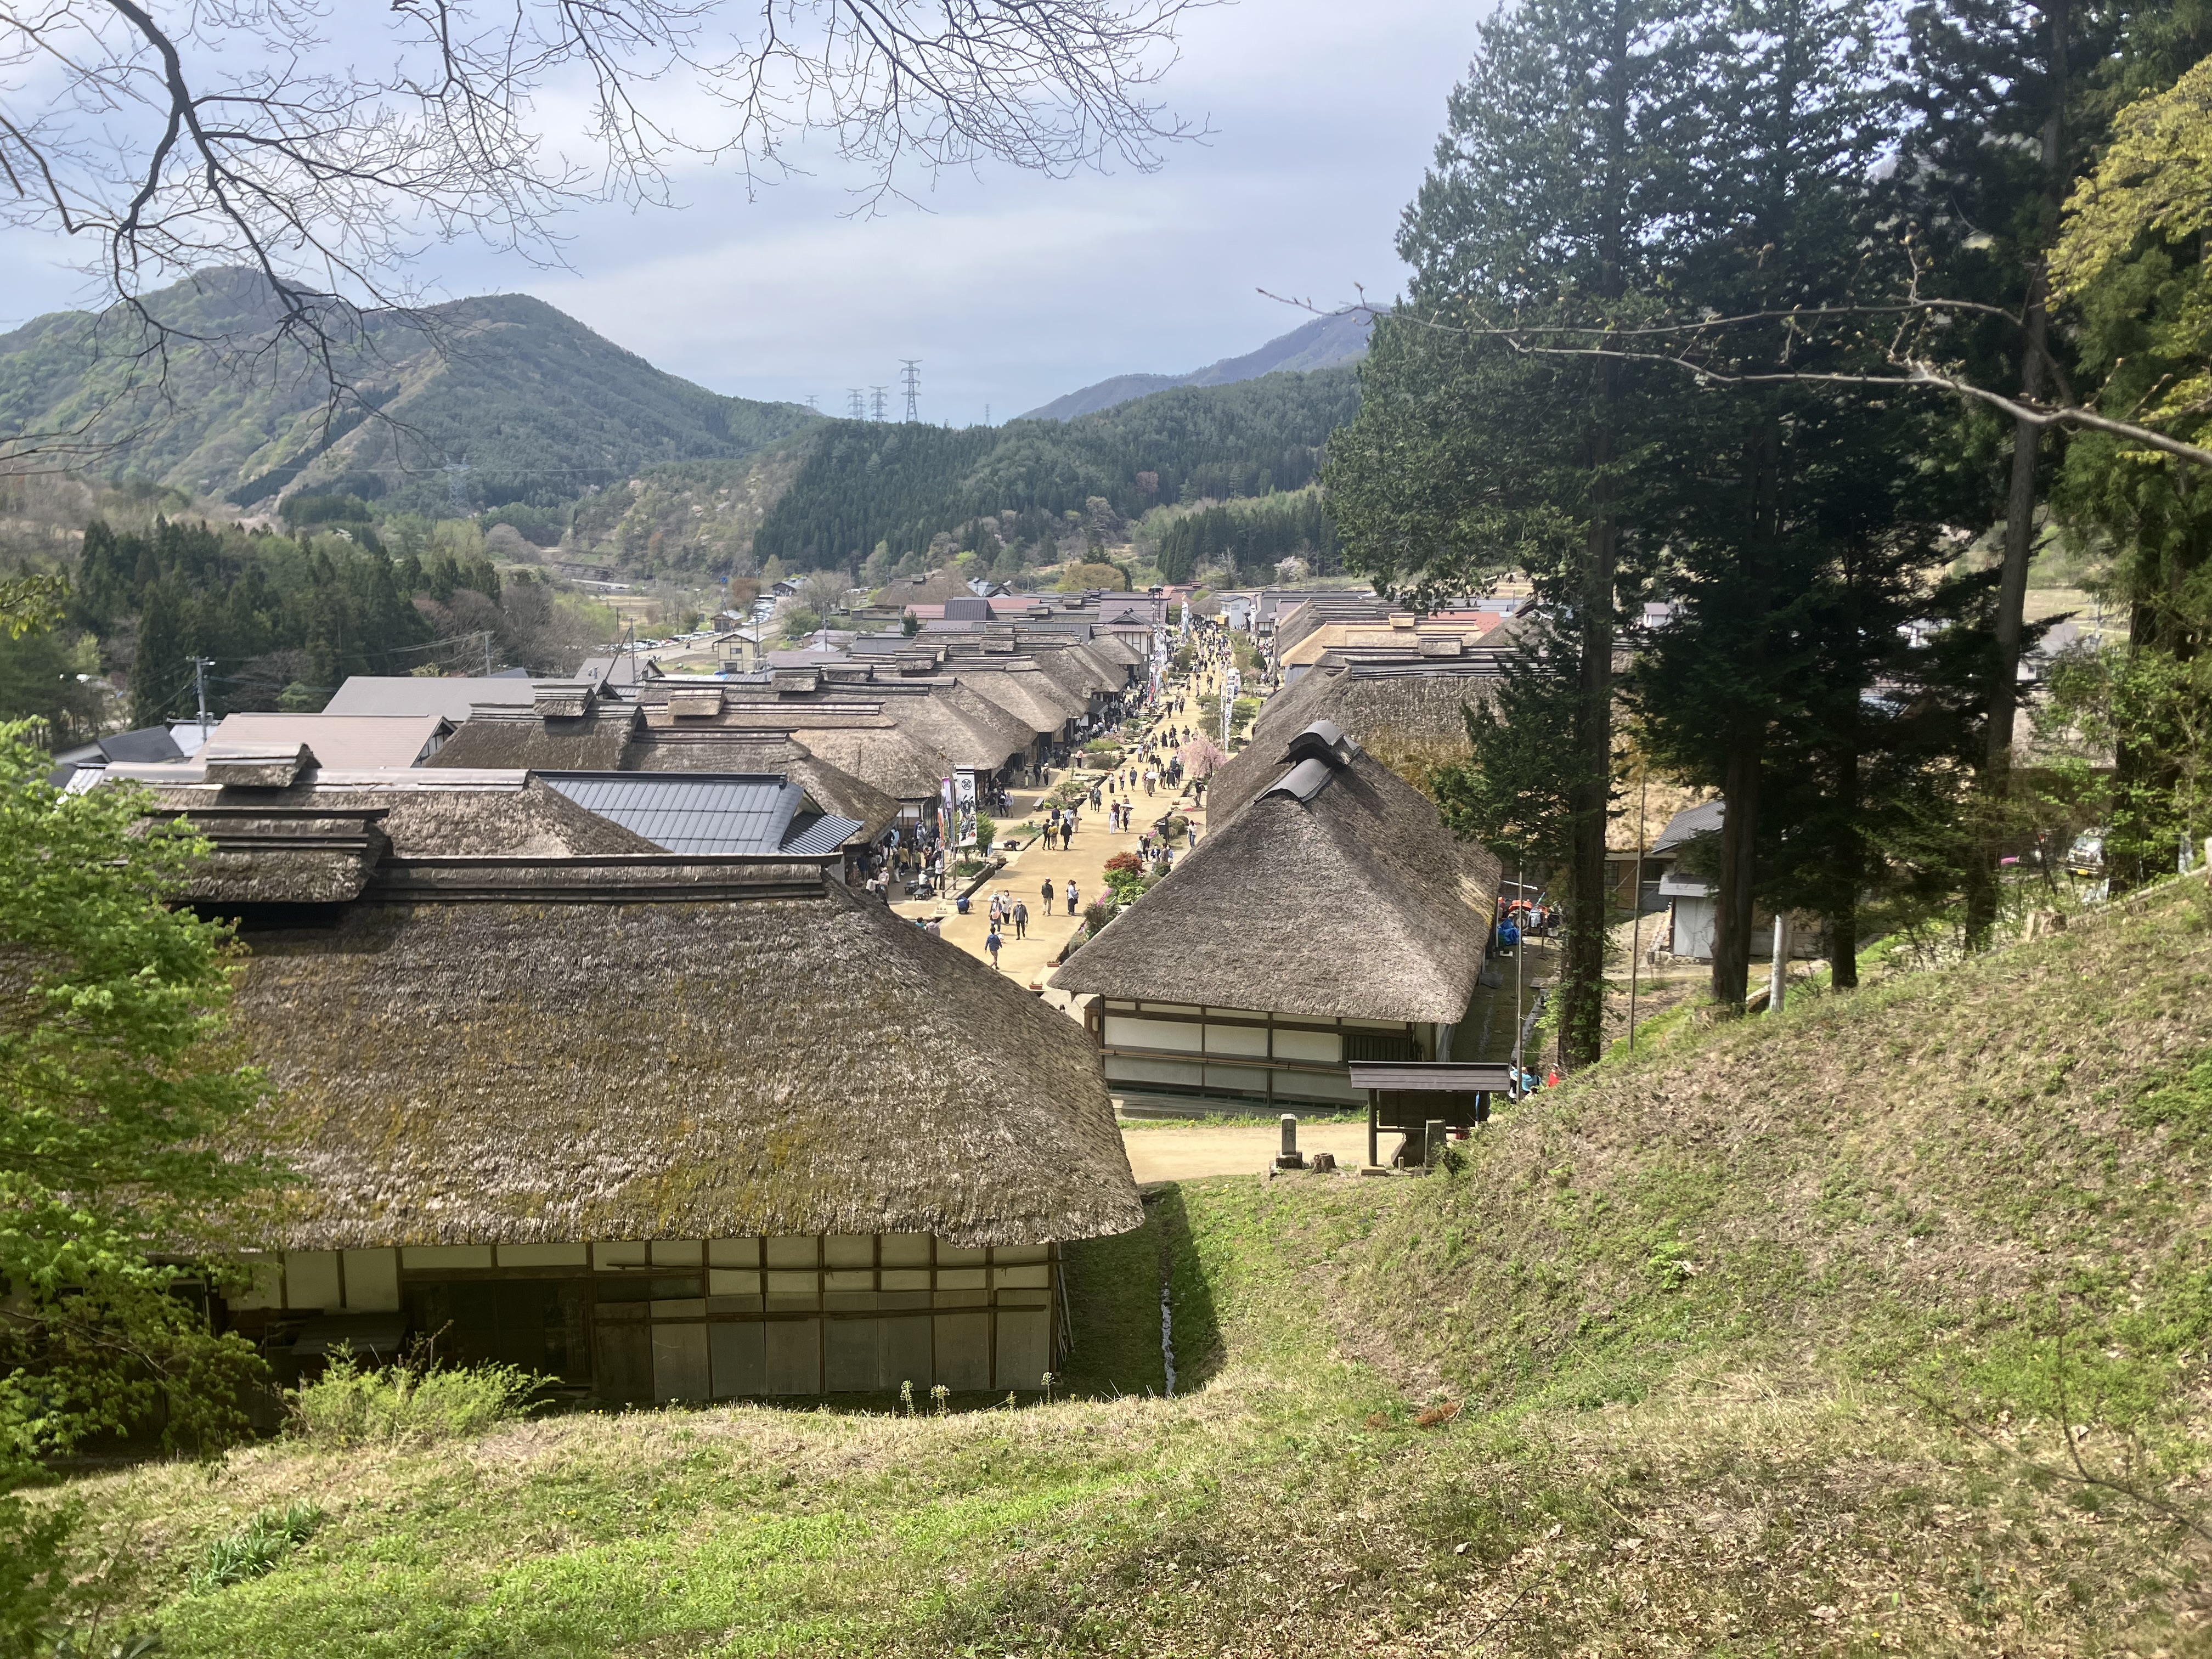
left=418, top=691, right=901, bottom=839
left=1050, top=719, right=1501, bottom=1108
left=103, top=764, right=1138, bottom=1401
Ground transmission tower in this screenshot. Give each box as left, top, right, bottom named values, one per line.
left=847, top=388, right=865, bottom=419
left=900, top=360, right=921, bottom=424
left=870, top=386, right=888, bottom=422
left=805, top=394, right=819, bottom=412
left=443, top=458, right=471, bottom=511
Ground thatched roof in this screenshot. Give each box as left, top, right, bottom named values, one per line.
left=909, top=680, right=1042, bottom=765
left=1050, top=723, right=1500, bottom=1023
left=416, top=701, right=901, bottom=836
left=234, top=873, right=1139, bottom=1248
left=781, top=721, right=953, bottom=802
left=427, top=705, right=640, bottom=771
left=1022, top=643, right=1116, bottom=703
left=104, top=768, right=662, bottom=902
left=1215, top=661, right=1500, bottom=812
left=955, top=663, right=1085, bottom=736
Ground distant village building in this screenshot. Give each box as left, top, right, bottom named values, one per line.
left=92, top=746, right=1141, bottom=1402
left=1646, top=800, right=1821, bottom=964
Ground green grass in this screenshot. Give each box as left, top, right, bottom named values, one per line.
left=47, top=880, right=2212, bottom=1655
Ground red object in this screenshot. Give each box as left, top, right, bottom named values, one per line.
left=1544, top=1069, right=1561, bottom=1088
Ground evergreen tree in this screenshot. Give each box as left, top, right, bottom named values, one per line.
left=1626, top=0, right=1914, bottom=1007
left=1328, top=0, right=1703, bottom=1066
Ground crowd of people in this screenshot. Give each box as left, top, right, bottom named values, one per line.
left=869, top=617, right=1260, bottom=966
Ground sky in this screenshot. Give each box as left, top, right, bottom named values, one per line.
left=2, top=2, right=1486, bottom=424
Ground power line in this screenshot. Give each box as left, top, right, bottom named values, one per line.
left=900, top=360, right=921, bottom=424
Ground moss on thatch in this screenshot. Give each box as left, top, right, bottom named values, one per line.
left=428, top=706, right=640, bottom=771
left=234, top=877, right=1139, bottom=1249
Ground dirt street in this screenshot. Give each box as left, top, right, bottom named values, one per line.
left=1118, top=1119, right=1400, bottom=1181
left=890, top=647, right=1242, bottom=1001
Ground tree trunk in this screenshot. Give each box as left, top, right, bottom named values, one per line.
left=1829, top=719, right=1861, bottom=990
left=1555, top=3, right=1633, bottom=1071
left=1712, top=737, right=1763, bottom=1010
left=1968, top=0, right=2068, bottom=945
left=1559, top=424, right=1618, bottom=1070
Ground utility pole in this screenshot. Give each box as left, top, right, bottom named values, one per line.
left=1769, top=913, right=1788, bottom=1014
left=483, top=631, right=494, bottom=677
left=1628, top=764, right=1649, bottom=1050
left=1512, top=856, right=1526, bottom=1075
left=900, top=360, right=921, bottom=424
left=870, top=387, right=888, bottom=422
left=191, top=656, right=215, bottom=746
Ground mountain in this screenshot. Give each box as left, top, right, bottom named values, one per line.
left=0, top=269, right=817, bottom=517
left=1020, top=309, right=1373, bottom=421
left=751, top=365, right=1361, bottom=572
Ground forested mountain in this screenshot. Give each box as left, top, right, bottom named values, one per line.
left=1021, top=311, right=1373, bottom=420
left=752, top=366, right=1359, bottom=573
left=0, top=270, right=816, bottom=517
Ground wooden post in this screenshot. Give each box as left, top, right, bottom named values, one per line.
left=1629, top=764, right=1647, bottom=1050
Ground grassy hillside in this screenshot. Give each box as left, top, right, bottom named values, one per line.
left=43, top=881, right=2212, bottom=1655
left=0, top=270, right=816, bottom=518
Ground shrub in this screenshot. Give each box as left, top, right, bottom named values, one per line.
left=1084, top=739, right=1120, bottom=755
left=1163, top=814, right=1189, bottom=842
left=190, top=1503, right=325, bottom=1593
left=1103, top=852, right=1142, bottom=876
left=287, top=1348, right=544, bottom=1448
left=972, top=813, right=996, bottom=852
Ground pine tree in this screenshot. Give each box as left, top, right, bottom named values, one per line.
left=1328, top=0, right=1703, bottom=1067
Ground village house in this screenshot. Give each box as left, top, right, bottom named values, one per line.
left=92, top=743, right=1141, bottom=1402
left=1048, top=720, right=1502, bottom=1109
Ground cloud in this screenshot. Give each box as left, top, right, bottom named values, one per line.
left=1, top=0, right=1488, bottom=421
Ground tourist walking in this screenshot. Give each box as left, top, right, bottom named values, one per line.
left=1041, top=878, right=1055, bottom=915
left=1012, top=899, right=1028, bottom=939
left=986, top=926, right=1003, bottom=968
left=1065, top=878, right=1080, bottom=915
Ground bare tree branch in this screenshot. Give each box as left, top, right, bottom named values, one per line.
left=0, top=0, right=1211, bottom=471
left=1263, top=286, right=2212, bottom=473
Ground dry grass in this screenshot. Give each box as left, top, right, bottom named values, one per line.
left=44, top=879, right=2212, bottom=1655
